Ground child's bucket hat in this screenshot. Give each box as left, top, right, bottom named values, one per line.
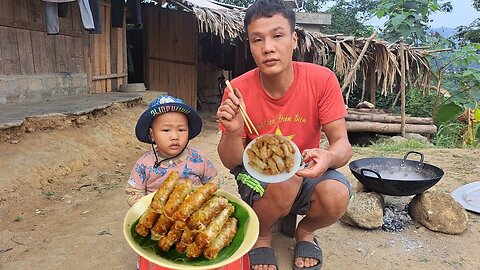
left=135, top=95, right=202, bottom=143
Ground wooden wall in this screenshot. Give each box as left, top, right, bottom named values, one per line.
left=145, top=7, right=197, bottom=107
left=0, top=0, right=127, bottom=93
left=86, top=1, right=127, bottom=93
left=0, top=0, right=84, bottom=75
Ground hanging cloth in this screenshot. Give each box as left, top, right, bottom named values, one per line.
left=86, top=0, right=102, bottom=34
left=43, top=0, right=95, bottom=34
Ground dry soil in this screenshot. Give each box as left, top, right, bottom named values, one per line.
left=0, top=100, right=479, bottom=270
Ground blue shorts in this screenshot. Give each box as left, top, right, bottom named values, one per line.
left=231, top=165, right=353, bottom=215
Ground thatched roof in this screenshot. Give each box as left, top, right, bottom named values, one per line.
left=169, top=0, right=432, bottom=100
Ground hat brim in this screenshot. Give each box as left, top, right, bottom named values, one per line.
left=135, top=102, right=202, bottom=143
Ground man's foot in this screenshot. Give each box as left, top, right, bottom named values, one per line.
left=292, top=237, right=322, bottom=270
left=248, top=247, right=278, bottom=270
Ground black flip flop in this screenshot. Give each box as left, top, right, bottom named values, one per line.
left=292, top=238, right=323, bottom=270
left=248, top=247, right=278, bottom=270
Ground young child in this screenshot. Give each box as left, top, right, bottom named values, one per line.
left=125, top=95, right=218, bottom=270
left=126, top=95, right=217, bottom=206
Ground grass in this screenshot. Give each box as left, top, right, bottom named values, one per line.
left=42, top=191, right=54, bottom=200
left=14, top=216, right=23, bottom=222
left=368, top=138, right=428, bottom=155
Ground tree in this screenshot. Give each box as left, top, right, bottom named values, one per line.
left=454, top=0, right=480, bottom=45
left=320, top=0, right=377, bottom=36
left=374, top=0, right=452, bottom=44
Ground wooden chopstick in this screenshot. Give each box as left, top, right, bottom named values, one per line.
left=225, top=80, right=259, bottom=135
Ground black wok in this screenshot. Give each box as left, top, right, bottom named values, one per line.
left=349, top=151, right=444, bottom=196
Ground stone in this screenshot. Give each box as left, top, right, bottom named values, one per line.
left=405, top=133, right=429, bottom=143
left=340, top=192, right=385, bottom=229
left=356, top=101, right=375, bottom=109
left=408, top=191, right=468, bottom=234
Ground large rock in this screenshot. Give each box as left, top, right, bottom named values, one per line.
left=408, top=191, right=468, bottom=234
left=340, top=192, right=384, bottom=229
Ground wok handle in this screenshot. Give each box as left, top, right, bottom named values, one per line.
left=403, top=151, right=424, bottom=164
left=360, top=168, right=382, bottom=179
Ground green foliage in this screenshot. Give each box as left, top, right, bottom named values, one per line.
left=374, top=0, right=452, bottom=44
left=14, top=216, right=23, bottom=222
left=369, top=138, right=427, bottom=154
left=405, top=89, right=436, bottom=117
left=435, top=102, right=464, bottom=123
left=432, top=121, right=464, bottom=147
left=43, top=191, right=54, bottom=200
left=320, top=0, right=377, bottom=36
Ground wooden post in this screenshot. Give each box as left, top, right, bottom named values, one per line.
left=399, top=37, right=406, bottom=137
left=368, top=62, right=376, bottom=106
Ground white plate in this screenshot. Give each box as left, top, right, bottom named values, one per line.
left=242, top=135, right=302, bottom=183
left=123, top=190, right=259, bottom=270
left=451, top=181, right=480, bottom=214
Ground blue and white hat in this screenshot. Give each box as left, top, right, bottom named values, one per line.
left=135, top=95, right=202, bottom=143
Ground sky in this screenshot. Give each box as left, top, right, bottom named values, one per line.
left=430, top=0, right=479, bottom=28
left=366, top=0, right=480, bottom=29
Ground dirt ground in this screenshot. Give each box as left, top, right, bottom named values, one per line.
left=0, top=100, right=479, bottom=270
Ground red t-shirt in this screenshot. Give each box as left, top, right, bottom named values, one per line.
left=220, top=61, right=347, bottom=152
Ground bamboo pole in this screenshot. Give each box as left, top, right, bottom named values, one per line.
left=399, top=37, right=406, bottom=137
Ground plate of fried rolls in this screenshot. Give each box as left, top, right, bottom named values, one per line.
left=123, top=171, right=259, bottom=269
left=243, top=134, right=302, bottom=183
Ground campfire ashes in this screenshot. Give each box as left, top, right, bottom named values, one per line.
left=382, top=205, right=412, bottom=232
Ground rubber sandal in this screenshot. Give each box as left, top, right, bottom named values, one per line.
left=248, top=247, right=278, bottom=270
left=292, top=238, right=323, bottom=270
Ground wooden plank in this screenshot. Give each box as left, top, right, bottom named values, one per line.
left=13, top=0, right=29, bottom=24
left=45, top=34, right=58, bottom=72
left=0, top=0, right=14, bottom=21
left=16, top=29, right=34, bottom=74
left=159, top=9, right=169, bottom=60
left=99, top=30, right=107, bottom=92
left=31, top=31, right=48, bottom=74
left=0, top=26, right=21, bottom=75
left=92, top=73, right=127, bottom=80
left=28, top=0, right=43, bottom=28
left=71, top=1, right=83, bottom=33
left=73, top=36, right=84, bottom=73
left=92, top=34, right=101, bottom=92
left=104, top=4, right=112, bottom=92
left=82, top=32, right=93, bottom=92
left=54, top=35, right=68, bottom=72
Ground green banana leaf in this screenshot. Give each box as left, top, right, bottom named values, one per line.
left=130, top=200, right=249, bottom=266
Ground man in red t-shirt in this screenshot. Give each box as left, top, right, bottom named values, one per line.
left=217, top=0, right=353, bottom=269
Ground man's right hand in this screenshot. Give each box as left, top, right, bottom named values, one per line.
left=216, top=88, right=245, bottom=134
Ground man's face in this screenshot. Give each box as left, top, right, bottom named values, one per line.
left=247, top=13, right=297, bottom=76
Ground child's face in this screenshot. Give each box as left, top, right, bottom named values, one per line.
left=150, top=112, right=189, bottom=158
left=247, top=13, right=297, bottom=77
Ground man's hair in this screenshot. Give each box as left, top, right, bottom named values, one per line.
left=244, top=0, right=296, bottom=33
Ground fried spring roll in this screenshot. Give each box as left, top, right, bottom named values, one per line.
left=158, top=221, right=186, bottom=252
left=151, top=181, right=192, bottom=240
left=135, top=208, right=160, bottom=236
left=150, top=171, right=178, bottom=214
left=186, top=195, right=229, bottom=230
left=176, top=227, right=196, bottom=253
left=203, top=217, right=238, bottom=260
left=195, top=204, right=235, bottom=249
left=173, top=182, right=218, bottom=222
left=186, top=242, right=203, bottom=258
